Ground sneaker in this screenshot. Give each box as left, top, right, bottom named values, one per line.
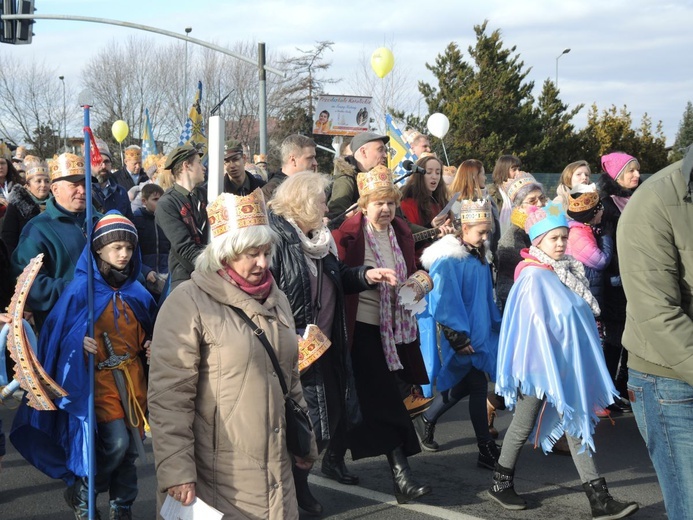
left=413, top=414, right=439, bottom=452
left=109, top=506, right=132, bottom=520
left=403, top=391, right=433, bottom=418
left=64, top=481, right=101, bottom=520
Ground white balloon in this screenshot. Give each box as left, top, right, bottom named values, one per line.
left=427, top=112, right=450, bottom=139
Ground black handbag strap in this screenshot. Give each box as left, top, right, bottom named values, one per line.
left=312, top=259, right=323, bottom=324
left=229, top=306, right=289, bottom=397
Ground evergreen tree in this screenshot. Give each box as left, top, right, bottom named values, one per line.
left=419, top=21, right=541, bottom=169
left=671, top=101, right=693, bottom=162
left=531, top=79, right=583, bottom=172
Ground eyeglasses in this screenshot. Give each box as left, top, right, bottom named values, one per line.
left=522, top=195, right=547, bottom=206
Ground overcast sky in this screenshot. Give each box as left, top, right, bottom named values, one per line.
left=9, top=0, right=693, bottom=145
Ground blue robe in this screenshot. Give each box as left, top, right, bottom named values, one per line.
left=420, top=235, right=501, bottom=393
left=10, top=232, right=156, bottom=484
left=495, top=260, right=618, bottom=454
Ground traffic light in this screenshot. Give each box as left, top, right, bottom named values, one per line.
left=16, top=0, right=34, bottom=44
left=0, top=0, right=34, bottom=45
left=1, top=0, right=17, bottom=44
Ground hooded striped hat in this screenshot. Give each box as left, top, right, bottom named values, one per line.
left=92, top=213, right=138, bottom=252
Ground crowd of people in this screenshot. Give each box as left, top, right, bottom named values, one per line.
left=0, top=128, right=691, bottom=520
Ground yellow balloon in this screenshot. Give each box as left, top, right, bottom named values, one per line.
left=111, top=120, right=129, bottom=144
left=370, top=47, right=395, bottom=79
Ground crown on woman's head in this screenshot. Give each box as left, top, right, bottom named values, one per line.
left=207, top=188, right=268, bottom=238
left=357, top=165, right=394, bottom=196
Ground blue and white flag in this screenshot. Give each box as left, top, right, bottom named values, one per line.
left=178, top=81, right=207, bottom=152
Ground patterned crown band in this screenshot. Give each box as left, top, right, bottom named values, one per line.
left=568, top=191, right=600, bottom=213
left=207, top=188, right=268, bottom=238
left=506, top=172, right=539, bottom=203
left=357, top=165, right=394, bottom=197
left=124, top=147, right=142, bottom=160
left=458, top=198, right=492, bottom=224
left=23, top=155, right=49, bottom=180
left=49, top=153, right=86, bottom=181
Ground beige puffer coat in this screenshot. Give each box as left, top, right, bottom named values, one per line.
left=148, top=269, right=318, bottom=519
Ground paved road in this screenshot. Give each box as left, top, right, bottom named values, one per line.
left=0, top=398, right=665, bottom=519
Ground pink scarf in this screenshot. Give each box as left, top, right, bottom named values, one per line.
left=610, top=195, right=630, bottom=213
left=218, top=264, right=273, bottom=301
left=363, top=219, right=418, bottom=371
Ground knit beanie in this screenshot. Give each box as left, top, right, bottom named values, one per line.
left=601, top=152, right=638, bottom=181
left=524, top=201, right=568, bottom=246
left=92, top=213, right=138, bottom=252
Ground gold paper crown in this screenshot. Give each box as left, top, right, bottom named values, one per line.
left=506, top=172, right=539, bottom=203
left=357, top=165, right=394, bottom=197
left=23, top=155, right=49, bottom=180
left=443, top=165, right=457, bottom=176
left=124, top=145, right=142, bottom=160
left=143, top=153, right=162, bottom=175
left=458, top=198, right=492, bottom=224
left=207, top=188, right=268, bottom=238
left=568, top=183, right=600, bottom=213
left=254, top=154, right=267, bottom=164
left=13, top=145, right=27, bottom=160
left=50, top=153, right=86, bottom=181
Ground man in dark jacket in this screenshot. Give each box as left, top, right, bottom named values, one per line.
left=11, top=152, right=101, bottom=330
left=222, top=139, right=265, bottom=196
left=155, top=144, right=207, bottom=290
left=619, top=147, right=693, bottom=519
left=261, top=134, right=317, bottom=200
left=113, top=145, right=148, bottom=190
left=91, top=138, right=133, bottom=220
left=327, top=131, right=389, bottom=227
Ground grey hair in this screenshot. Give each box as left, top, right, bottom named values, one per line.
left=280, top=134, right=316, bottom=165
left=194, top=225, right=278, bottom=273
left=512, top=182, right=544, bottom=208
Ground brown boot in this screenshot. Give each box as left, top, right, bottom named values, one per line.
left=487, top=399, right=499, bottom=439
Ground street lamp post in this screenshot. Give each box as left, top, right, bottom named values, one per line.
left=184, top=26, right=192, bottom=109
left=59, top=75, right=66, bottom=151
left=555, top=48, right=571, bottom=88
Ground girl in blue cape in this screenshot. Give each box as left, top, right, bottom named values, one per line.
left=11, top=212, right=157, bottom=520
left=488, top=202, right=638, bottom=520
left=415, top=199, right=501, bottom=469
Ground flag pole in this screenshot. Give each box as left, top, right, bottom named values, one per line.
left=80, top=92, right=97, bottom=520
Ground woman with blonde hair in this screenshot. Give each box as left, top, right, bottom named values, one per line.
left=555, top=160, right=591, bottom=208
left=268, top=171, right=396, bottom=515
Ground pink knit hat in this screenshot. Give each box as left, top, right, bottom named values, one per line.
left=601, top=152, right=638, bottom=181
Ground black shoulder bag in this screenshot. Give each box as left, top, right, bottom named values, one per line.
left=229, top=306, right=314, bottom=458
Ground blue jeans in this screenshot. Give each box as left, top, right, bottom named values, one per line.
left=95, top=419, right=140, bottom=509
left=628, top=369, right=693, bottom=519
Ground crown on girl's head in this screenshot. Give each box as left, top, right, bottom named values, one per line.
left=357, top=165, right=394, bottom=196
left=207, top=188, right=268, bottom=238
left=458, top=198, right=492, bottom=225
left=568, top=183, right=600, bottom=213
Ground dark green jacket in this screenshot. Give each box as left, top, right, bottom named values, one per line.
left=618, top=149, right=693, bottom=385
left=11, top=198, right=101, bottom=330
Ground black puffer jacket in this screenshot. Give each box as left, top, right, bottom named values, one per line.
left=596, top=173, right=638, bottom=322
left=1, top=185, right=44, bottom=253
left=268, top=211, right=371, bottom=447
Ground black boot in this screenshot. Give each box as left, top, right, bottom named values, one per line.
left=64, top=478, right=101, bottom=520
left=582, top=478, right=639, bottom=520
left=321, top=449, right=359, bottom=485
left=412, top=414, right=439, bottom=452
left=293, top=465, right=323, bottom=516
left=386, top=446, right=432, bottom=504
left=477, top=440, right=501, bottom=470
left=488, top=463, right=526, bottom=510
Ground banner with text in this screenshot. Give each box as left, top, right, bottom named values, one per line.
left=313, top=95, right=373, bottom=136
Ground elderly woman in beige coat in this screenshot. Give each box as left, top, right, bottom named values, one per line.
left=148, top=188, right=317, bottom=519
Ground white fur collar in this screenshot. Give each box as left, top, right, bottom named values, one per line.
left=421, top=234, right=468, bottom=270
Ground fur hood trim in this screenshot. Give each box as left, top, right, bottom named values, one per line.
left=333, top=155, right=358, bottom=177
left=421, top=234, right=469, bottom=270
left=7, top=184, right=41, bottom=220
left=596, top=172, right=637, bottom=198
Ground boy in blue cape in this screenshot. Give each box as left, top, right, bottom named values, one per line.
left=11, top=212, right=157, bottom=520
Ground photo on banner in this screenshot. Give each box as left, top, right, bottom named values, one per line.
left=313, top=95, right=373, bottom=136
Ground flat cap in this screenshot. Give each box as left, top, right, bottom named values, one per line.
left=224, top=139, right=243, bottom=160
left=164, top=143, right=201, bottom=171
left=351, top=131, right=390, bottom=154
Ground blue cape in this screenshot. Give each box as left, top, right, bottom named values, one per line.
left=495, top=264, right=618, bottom=454
left=422, top=250, right=501, bottom=393
left=10, top=233, right=156, bottom=484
